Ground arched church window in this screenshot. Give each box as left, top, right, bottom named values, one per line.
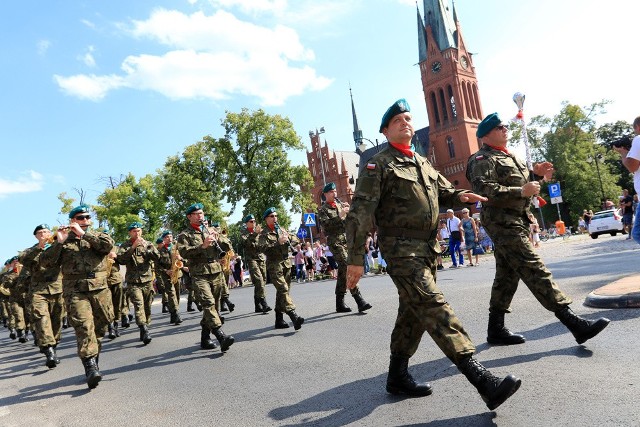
left=446, top=136, right=455, bottom=159
left=447, top=85, right=457, bottom=119
left=430, top=92, right=440, bottom=125
left=438, top=88, right=449, bottom=122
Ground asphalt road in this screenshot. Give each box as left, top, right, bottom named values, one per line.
left=1, top=234, right=639, bottom=427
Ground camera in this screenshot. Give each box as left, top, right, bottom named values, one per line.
left=612, top=135, right=633, bottom=150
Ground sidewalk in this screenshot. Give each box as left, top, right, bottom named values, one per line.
left=584, top=274, right=640, bottom=309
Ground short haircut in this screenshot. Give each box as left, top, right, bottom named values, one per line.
left=633, top=116, right=640, bottom=128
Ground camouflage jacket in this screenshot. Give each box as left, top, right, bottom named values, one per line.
left=176, top=226, right=232, bottom=276
left=345, top=146, right=468, bottom=265
left=0, top=269, right=18, bottom=295
left=40, top=229, right=114, bottom=292
left=0, top=271, right=10, bottom=297
left=19, top=244, right=62, bottom=295
left=107, top=261, right=123, bottom=287
left=116, top=239, right=160, bottom=285
left=317, top=201, right=348, bottom=247
left=239, top=228, right=266, bottom=262
left=156, top=245, right=173, bottom=280
left=466, top=144, right=537, bottom=243
left=258, top=225, right=299, bottom=269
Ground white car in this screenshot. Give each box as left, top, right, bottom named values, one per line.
left=588, top=209, right=624, bottom=239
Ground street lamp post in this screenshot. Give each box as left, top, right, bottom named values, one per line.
left=586, top=153, right=606, bottom=207
left=356, top=137, right=380, bottom=154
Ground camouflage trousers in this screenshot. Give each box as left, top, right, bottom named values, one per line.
left=157, top=274, right=179, bottom=314
left=108, top=283, right=123, bottom=320
left=331, top=242, right=359, bottom=296
left=246, top=258, right=267, bottom=300
left=9, top=293, right=29, bottom=331
left=192, top=274, right=223, bottom=331
left=128, top=282, right=155, bottom=326
left=222, top=270, right=231, bottom=299
left=490, top=233, right=572, bottom=313
left=266, top=261, right=295, bottom=314
left=121, top=288, right=131, bottom=319
left=32, top=292, right=64, bottom=347
left=66, top=288, right=114, bottom=359
left=387, top=256, right=476, bottom=365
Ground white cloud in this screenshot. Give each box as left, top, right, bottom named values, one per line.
left=81, top=19, right=96, bottom=29
left=54, top=8, right=332, bottom=105
left=0, top=171, right=45, bottom=198
left=78, top=45, right=96, bottom=67
left=207, top=0, right=287, bottom=14
left=37, top=39, right=51, bottom=56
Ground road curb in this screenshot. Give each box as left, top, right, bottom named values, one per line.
left=584, top=274, right=640, bottom=309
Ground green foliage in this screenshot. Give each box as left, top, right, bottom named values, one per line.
left=57, top=192, right=75, bottom=216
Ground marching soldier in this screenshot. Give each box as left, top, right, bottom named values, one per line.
left=154, top=237, right=170, bottom=314
left=239, top=214, right=271, bottom=313
left=318, top=182, right=372, bottom=313
left=40, top=205, right=115, bottom=389
left=156, top=231, right=182, bottom=325
left=106, top=250, right=123, bottom=339
left=215, top=223, right=236, bottom=314
left=3, top=256, right=31, bottom=343
left=258, top=207, right=304, bottom=330
left=19, top=224, right=64, bottom=368
left=466, top=112, right=610, bottom=346
left=0, top=261, right=10, bottom=328
left=176, top=203, right=235, bottom=352
left=345, top=99, right=520, bottom=410
left=116, top=222, right=159, bottom=345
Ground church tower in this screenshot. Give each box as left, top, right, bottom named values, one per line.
left=417, top=0, right=483, bottom=189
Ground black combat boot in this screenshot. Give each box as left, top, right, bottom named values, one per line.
left=200, top=326, right=218, bottom=350
left=220, top=300, right=229, bottom=312
left=43, top=346, right=58, bottom=369
left=223, top=297, right=235, bottom=312
left=352, top=288, right=372, bottom=312
left=53, top=345, right=61, bottom=365
left=195, top=302, right=203, bottom=312
left=286, top=310, right=304, bottom=330
left=254, top=297, right=263, bottom=313
left=336, top=294, right=352, bottom=313
left=162, top=302, right=169, bottom=313
left=260, top=298, right=272, bottom=313
left=211, top=327, right=235, bottom=352
left=171, top=311, right=183, bottom=325
left=9, top=328, right=17, bottom=340
left=2, top=317, right=6, bottom=327
left=17, top=329, right=27, bottom=343
left=62, top=316, right=69, bottom=329
left=107, top=324, right=116, bottom=340
left=386, top=354, right=433, bottom=397
left=112, top=321, right=120, bottom=337
left=275, top=311, right=289, bottom=329
left=555, top=306, right=610, bottom=344
left=82, top=357, right=102, bottom=389
left=121, top=314, right=130, bottom=328
left=139, top=324, right=152, bottom=345
left=457, top=356, right=521, bottom=410
left=187, top=297, right=196, bottom=312
left=487, top=312, right=526, bottom=345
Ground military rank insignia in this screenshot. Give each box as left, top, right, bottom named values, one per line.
left=475, top=155, right=484, bottom=160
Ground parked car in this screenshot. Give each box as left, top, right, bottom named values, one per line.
left=588, top=209, right=624, bottom=239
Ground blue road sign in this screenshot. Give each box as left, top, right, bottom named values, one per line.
left=548, top=183, right=561, bottom=198
left=296, top=227, right=307, bottom=239
left=303, top=213, right=316, bottom=226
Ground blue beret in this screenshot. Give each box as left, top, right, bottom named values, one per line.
left=185, top=203, right=204, bottom=215
left=211, top=221, right=220, bottom=228
left=69, top=205, right=90, bottom=219
left=322, top=182, right=336, bottom=193
left=263, top=207, right=276, bottom=219
left=127, top=221, right=143, bottom=231
left=243, top=214, right=255, bottom=223
left=161, top=230, right=173, bottom=238
left=476, top=113, right=502, bottom=138
left=8, top=256, right=18, bottom=263
left=155, top=238, right=163, bottom=244
left=379, top=99, right=411, bottom=132
left=33, top=224, right=50, bottom=235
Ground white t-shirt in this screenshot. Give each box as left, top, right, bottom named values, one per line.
left=447, top=216, right=461, bottom=236
left=628, top=135, right=640, bottom=194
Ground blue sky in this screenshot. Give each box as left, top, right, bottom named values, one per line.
left=1, top=0, right=638, bottom=255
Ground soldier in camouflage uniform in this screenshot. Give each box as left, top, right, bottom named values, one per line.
left=3, top=256, right=32, bottom=343
left=106, top=250, right=123, bottom=338
left=211, top=222, right=236, bottom=314
left=156, top=231, right=182, bottom=325
left=154, top=237, right=170, bottom=314
left=116, top=222, right=160, bottom=345
left=2, top=257, right=21, bottom=340
left=345, top=99, right=521, bottom=410
left=0, top=261, right=11, bottom=328
left=19, top=224, right=63, bottom=368
left=317, top=182, right=372, bottom=313
left=258, top=207, right=304, bottom=330
left=40, top=205, right=114, bottom=389
left=239, top=214, right=271, bottom=314
left=466, top=113, right=610, bottom=346
left=177, top=203, right=234, bottom=352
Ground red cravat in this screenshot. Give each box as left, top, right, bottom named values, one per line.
left=389, top=142, right=414, bottom=157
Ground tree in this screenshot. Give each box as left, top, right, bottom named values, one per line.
left=216, top=108, right=315, bottom=230
left=521, top=101, right=621, bottom=226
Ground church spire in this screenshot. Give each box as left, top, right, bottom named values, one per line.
left=417, top=4, right=427, bottom=63
left=350, top=86, right=363, bottom=150
left=423, top=0, right=458, bottom=51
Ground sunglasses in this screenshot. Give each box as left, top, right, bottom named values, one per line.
left=74, top=215, right=91, bottom=220
left=495, top=124, right=507, bottom=131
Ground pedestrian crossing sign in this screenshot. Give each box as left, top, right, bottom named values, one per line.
left=303, top=213, right=316, bottom=226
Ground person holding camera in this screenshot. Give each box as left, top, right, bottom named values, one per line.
left=613, top=116, right=640, bottom=245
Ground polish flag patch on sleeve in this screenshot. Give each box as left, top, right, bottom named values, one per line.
left=475, top=155, right=484, bottom=160
left=366, top=163, right=376, bottom=170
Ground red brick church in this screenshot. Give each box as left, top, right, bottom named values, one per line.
left=306, top=0, right=484, bottom=206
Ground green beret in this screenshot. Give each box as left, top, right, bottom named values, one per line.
left=243, top=214, right=255, bottom=223
left=33, top=224, right=50, bottom=235
left=127, top=221, right=143, bottom=231
left=161, top=230, right=173, bottom=238
left=8, top=256, right=18, bottom=263
left=155, top=237, right=163, bottom=244
left=68, top=204, right=90, bottom=219
left=322, top=182, right=336, bottom=193
left=263, top=207, right=276, bottom=219
left=211, top=221, right=220, bottom=228
left=476, top=113, right=502, bottom=138
left=379, top=98, right=411, bottom=132
left=185, top=203, right=204, bottom=215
